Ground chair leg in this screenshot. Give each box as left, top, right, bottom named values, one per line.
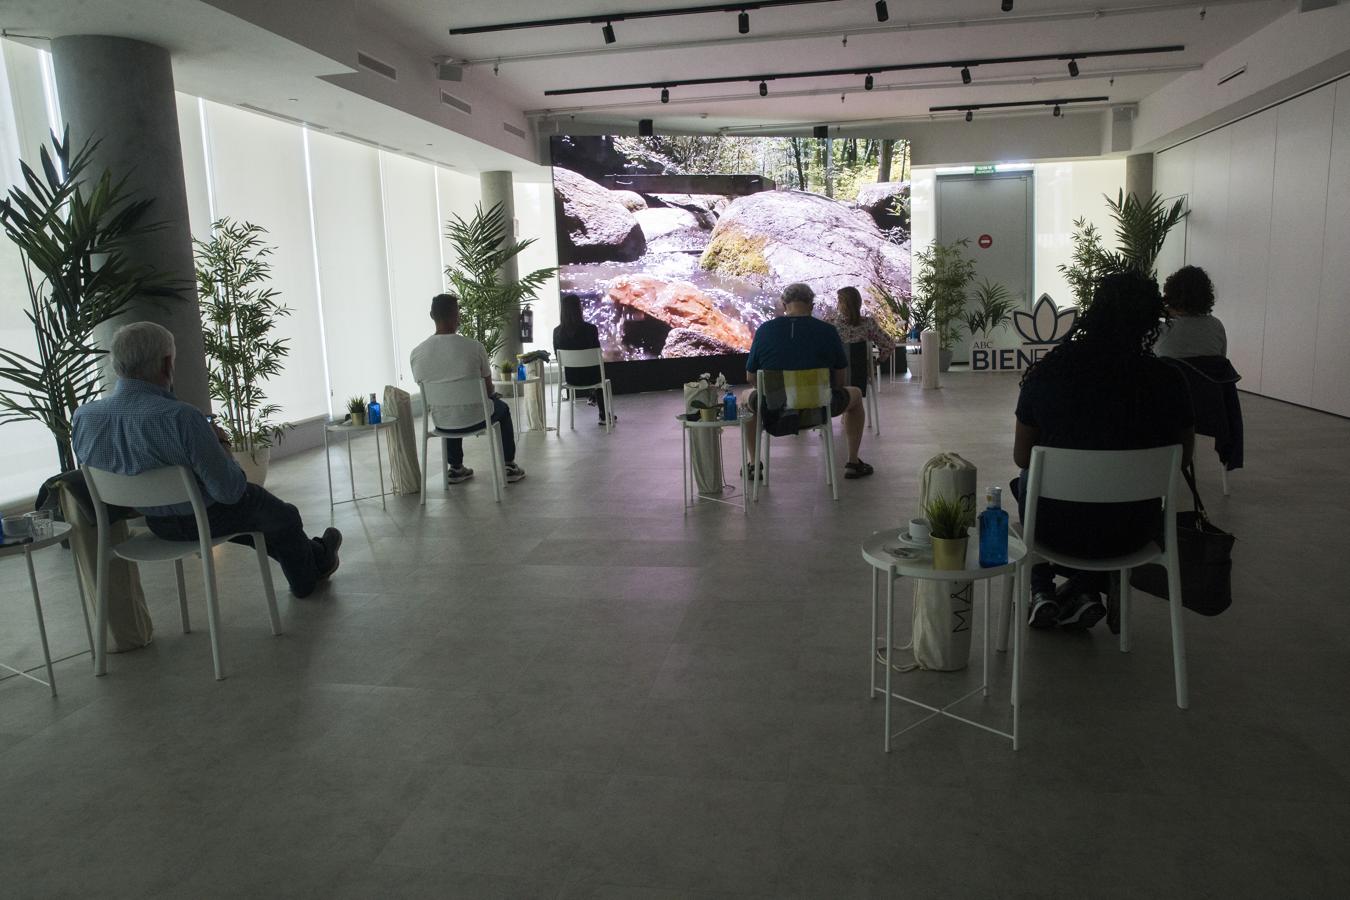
left=420, top=433, right=429, bottom=506
left=1166, top=560, right=1189, bottom=709
left=94, top=542, right=111, bottom=677
left=1220, top=467, right=1230, bottom=496
left=555, top=383, right=562, bottom=435
left=442, top=438, right=450, bottom=492
left=254, top=533, right=282, bottom=635
left=1118, top=567, right=1132, bottom=653
left=175, top=558, right=191, bottom=633
left=752, top=424, right=765, bottom=502
left=490, top=425, right=504, bottom=503
left=200, top=558, right=225, bottom=681
left=824, top=426, right=839, bottom=501
left=569, top=388, right=576, bottom=430
left=604, top=381, right=614, bottom=433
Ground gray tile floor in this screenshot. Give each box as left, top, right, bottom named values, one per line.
left=2, top=371, right=1349, bottom=898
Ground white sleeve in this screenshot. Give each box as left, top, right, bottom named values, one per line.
left=479, top=344, right=492, bottom=378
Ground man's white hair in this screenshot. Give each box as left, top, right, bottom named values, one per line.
left=781, top=282, right=815, bottom=307
left=111, top=321, right=176, bottom=381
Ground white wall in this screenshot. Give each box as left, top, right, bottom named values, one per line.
left=1154, top=77, right=1350, bottom=416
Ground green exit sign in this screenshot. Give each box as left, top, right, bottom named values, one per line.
left=973, top=165, right=997, bottom=175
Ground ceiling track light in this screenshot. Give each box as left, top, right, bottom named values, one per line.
left=450, top=1, right=849, bottom=36
left=661, top=87, right=670, bottom=103
left=759, top=80, right=768, bottom=96
left=1002, top=1, right=1014, bottom=12
left=875, top=1, right=889, bottom=23
left=602, top=21, right=616, bottom=43
left=1068, top=58, right=1079, bottom=77
left=1053, top=104, right=1062, bottom=117
left=931, top=95, right=1110, bottom=116
left=739, top=11, right=750, bottom=33
left=545, top=45, right=1184, bottom=97
left=864, top=74, right=874, bottom=90
left=965, top=110, right=973, bottom=122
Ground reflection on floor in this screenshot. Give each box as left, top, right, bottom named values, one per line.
left=2, top=371, right=1348, bottom=898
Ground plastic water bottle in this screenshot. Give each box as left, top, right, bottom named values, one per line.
left=517, top=363, right=528, bottom=381
left=723, top=389, right=737, bottom=421
left=978, top=486, right=1009, bottom=567
left=367, top=393, right=381, bottom=425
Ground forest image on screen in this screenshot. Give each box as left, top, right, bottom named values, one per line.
left=550, top=135, right=912, bottom=362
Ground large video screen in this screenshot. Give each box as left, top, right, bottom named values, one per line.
left=549, top=135, right=912, bottom=362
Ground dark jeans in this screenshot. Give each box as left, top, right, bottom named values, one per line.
left=581, top=388, right=607, bottom=417
left=438, top=397, right=516, bottom=467
left=1012, top=471, right=1109, bottom=597
left=147, top=483, right=331, bottom=598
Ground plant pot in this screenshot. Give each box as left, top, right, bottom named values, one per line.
left=938, top=349, right=953, bottom=373
left=350, top=409, right=367, bottom=427
left=233, top=447, right=271, bottom=485
left=698, top=407, right=717, bottom=421
left=930, top=535, right=969, bottom=570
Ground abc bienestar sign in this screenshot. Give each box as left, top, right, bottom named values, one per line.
left=971, top=294, right=1077, bottom=372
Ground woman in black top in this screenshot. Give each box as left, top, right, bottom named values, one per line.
left=553, top=293, right=609, bottom=424
left=1012, top=271, right=1195, bottom=630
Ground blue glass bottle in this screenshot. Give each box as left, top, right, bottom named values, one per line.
left=367, top=393, right=381, bottom=425
left=978, top=486, right=1009, bottom=567
left=723, top=389, right=736, bottom=421
left=517, top=363, right=528, bottom=382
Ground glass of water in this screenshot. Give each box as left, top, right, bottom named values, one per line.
left=25, top=509, right=53, bottom=540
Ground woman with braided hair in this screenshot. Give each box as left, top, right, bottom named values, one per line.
left=1011, top=271, right=1196, bottom=630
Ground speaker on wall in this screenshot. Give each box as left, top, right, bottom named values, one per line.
left=812, top=125, right=829, bottom=139
left=638, top=119, right=654, bottom=137
left=436, top=62, right=463, bottom=82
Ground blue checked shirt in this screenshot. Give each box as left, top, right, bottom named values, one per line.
left=72, top=378, right=246, bottom=517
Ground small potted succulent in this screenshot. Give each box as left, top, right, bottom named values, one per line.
left=923, top=494, right=975, bottom=570
left=346, top=395, right=367, bottom=426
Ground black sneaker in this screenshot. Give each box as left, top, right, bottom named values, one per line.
left=504, top=462, right=526, bottom=483
left=742, top=461, right=765, bottom=481
left=1057, top=592, right=1107, bottom=631
left=844, top=460, right=874, bottom=479
left=318, top=527, right=343, bottom=580
left=1029, top=590, right=1059, bottom=629
left=447, top=465, right=474, bottom=484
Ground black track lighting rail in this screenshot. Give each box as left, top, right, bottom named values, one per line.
left=449, top=0, right=845, bottom=36
left=542, top=44, right=1183, bottom=96
left=931, top=96, right=1109, bottom=112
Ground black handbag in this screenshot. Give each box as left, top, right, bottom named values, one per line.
left=1129, top=464, right=1235, bottom=616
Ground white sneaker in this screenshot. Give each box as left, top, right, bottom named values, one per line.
left=504, top=463, right=526, bottom=483
left=447, top=465, right=474, bottom=484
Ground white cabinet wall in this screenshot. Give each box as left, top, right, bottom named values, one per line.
left=1156, top=78, right=1350, bottom=416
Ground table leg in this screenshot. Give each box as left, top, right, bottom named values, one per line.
left=375, top=425, right=387, bottom=510
left=72, top=549, right=94, bottom=659
left=346, top=432, right=356, bottom=502
left=982, top=579, right=990, bottom=697
left=324, top=427, right=334, bottom=512
left=681, top=425, right=689, bottom=514
left=870, top=566, right=878, bottom=698
left=739, top=420, right=748, bottom=516
left=25, top=546, right=56, bottom=697
left=884, top=566, right=895, bottom=752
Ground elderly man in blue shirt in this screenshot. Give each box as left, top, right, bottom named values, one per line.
left=72, top=322, right=341, bottom=598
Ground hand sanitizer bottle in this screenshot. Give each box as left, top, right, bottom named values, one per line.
left=367, top=393, right=381, bottom=425
left=978, top=486, right=1009, bottom=567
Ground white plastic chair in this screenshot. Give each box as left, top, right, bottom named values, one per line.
left=751, top=368, right=839, bottom=502
left=555, top=347, right=614, bottom=433
left=81, top=464, right=281, bottom=682
left=419, top=377, right=505, bottom=504
left=1002, top=445, right=1189, bottom=709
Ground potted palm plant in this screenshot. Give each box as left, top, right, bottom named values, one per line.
left=0, top=129, right=172, bottom=473
left=1057, top=217, right=1110, bottom=311
left=912, top=239, right=977, bottom=372
left=444, top=202, right=557, bottom=364
left=962, top=278, right=1018, bottom=341
left=924, top=494, right=975, bottom=570
left=195, top=218, right=291, bottom=485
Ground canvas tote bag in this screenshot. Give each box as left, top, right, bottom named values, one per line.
left=911, top=453, right=978, bottom=670
left=682, top=381, right=724, bottom=493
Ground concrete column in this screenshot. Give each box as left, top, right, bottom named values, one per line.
left=480, top=170, right=521, bottom=364
left=1125, top=153, right=1155, bottom=202
left=51, top=36, right=209, bottom=410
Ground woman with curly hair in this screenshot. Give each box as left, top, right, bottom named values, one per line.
left=1155, top=265, right=1227, bottom=358
left=1012, top=271, right=1195, bottom=630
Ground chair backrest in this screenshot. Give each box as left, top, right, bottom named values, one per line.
left=1022, top=445, right=1182, bottom=552
left=418, top=376, right=493, bottom=434
left=557, top=348, right=606, bottom=388
left=845, top=342, right=874, bottom=390
left=81, top=464, right=213, bottom=555
left=755, top=368, right=830, bottom=412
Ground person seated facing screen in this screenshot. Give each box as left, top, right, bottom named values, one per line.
left=822, top=285, right=896, bottom=400
left=553, top=292, right=612, bottom=426
left=1154, top=265, right=1227, bottom=359
left=409, top=292, right=525, bottom=485
left=741, top=282, right=870, bottom=478
left=71, top=322, right=342, bottom=599
left=1013, top=271, right=1194, bottom=630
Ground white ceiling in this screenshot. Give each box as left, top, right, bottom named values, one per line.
left=379, top=0, right=1289, bottom=130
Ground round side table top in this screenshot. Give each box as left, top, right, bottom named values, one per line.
left=676, top=414, right=748, bottom=429
left=0, top=520, right=73, bottom=558
left=326, top=415, right=399, bottom=434
left=860, top=527, right=1026, bottom=581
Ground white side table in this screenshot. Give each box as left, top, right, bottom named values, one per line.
left=860, top=529, right=1027, bottom=751
left=324, top=416, right=400, bottom=510
left=0, top=521, right=93, bottom=696
left=678, top=414, right=750, bottom=516
left=492, top=375, right=543, bottom=440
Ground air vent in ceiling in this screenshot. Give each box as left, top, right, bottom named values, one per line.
left=237, top=103, right=328, bottom=130
left=502, top=122, right=527, bottom=139
left=356, top=51, right=398, bottom=81
left=1217, top=66, right=1247, bottom=87
left=440, top=90, right=472, bottom=114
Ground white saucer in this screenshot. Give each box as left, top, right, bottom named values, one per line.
left=896, top=530, right=933, bottom=550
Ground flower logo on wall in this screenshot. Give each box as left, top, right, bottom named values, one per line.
left=1012, top=294, right=1077, bottom=345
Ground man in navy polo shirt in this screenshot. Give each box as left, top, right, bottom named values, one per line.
left=742, top=283, right=871, bottom=479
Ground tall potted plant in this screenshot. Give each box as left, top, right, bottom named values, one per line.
left=1057, top=217, right=1110, bottom=311
left=195, top=218, right=291, bottom=484
left=912, top=239, right=977, bottom=371
left=1105, top=189, right=1187, bottom=279
left=444, top=202, right=557, bottom=362
left=962, top=278, right=1018, bottom=340
left=0, top=129, right=171, bottom=473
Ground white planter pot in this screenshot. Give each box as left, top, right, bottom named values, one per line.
left=233, top=447, right=271, bottom=486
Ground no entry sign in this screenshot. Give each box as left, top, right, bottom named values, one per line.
left=977, top=233, right=993, bottom=249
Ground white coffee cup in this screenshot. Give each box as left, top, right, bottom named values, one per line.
left=908, top=517, right=931, bottom=544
